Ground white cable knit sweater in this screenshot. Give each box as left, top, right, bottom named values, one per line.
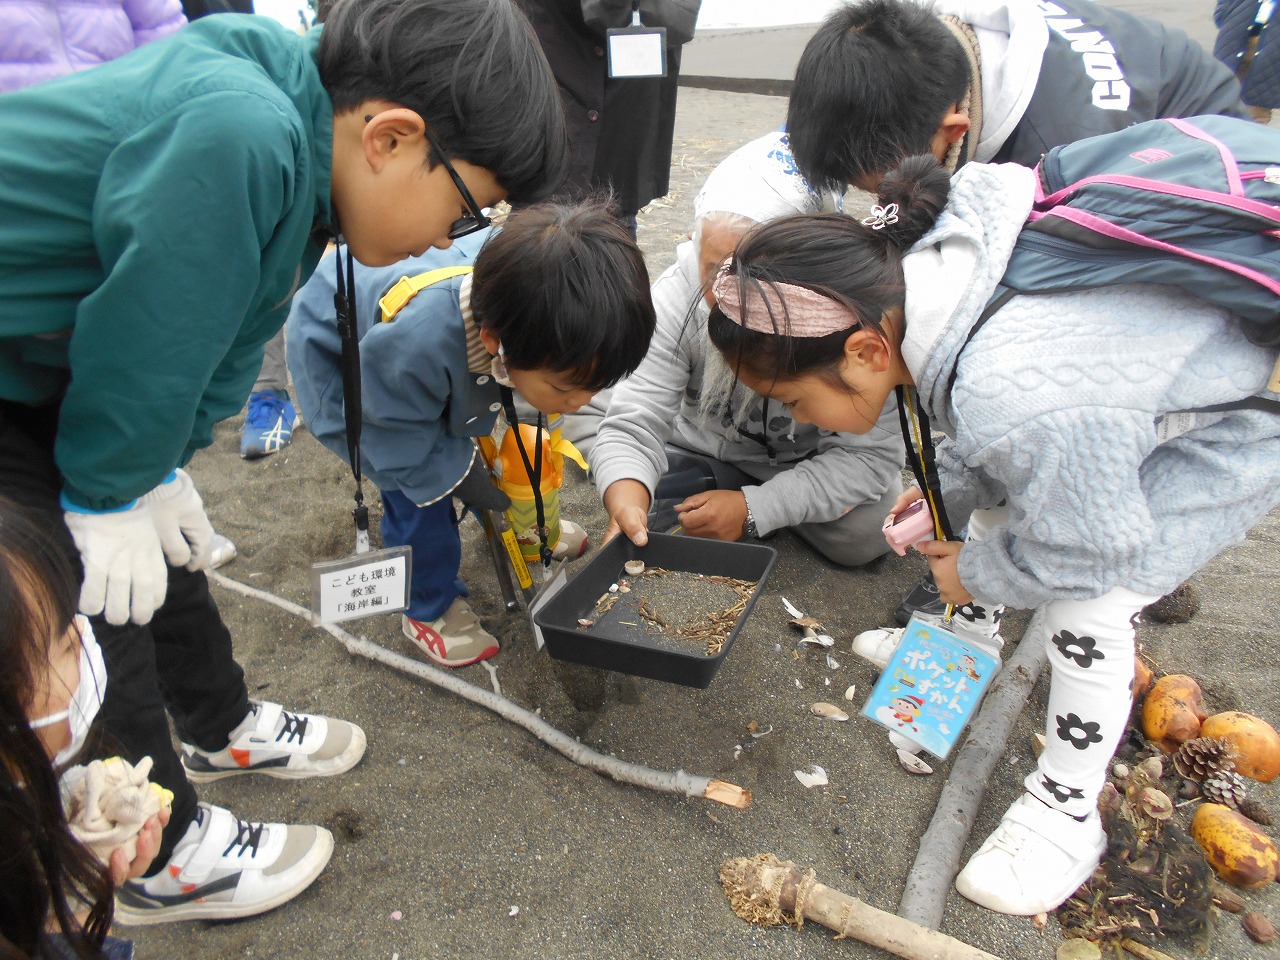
left=902, top=162, right=1280, bottom=609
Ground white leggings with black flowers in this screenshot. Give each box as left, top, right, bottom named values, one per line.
left=958, top=508, right=1161, bottom=820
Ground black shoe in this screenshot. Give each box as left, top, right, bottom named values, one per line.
left=894, top=571, right=947, bottom=626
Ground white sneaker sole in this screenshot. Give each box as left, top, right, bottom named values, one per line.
left=183, top=725, right=367, bottom=783
left=113, top=828, right=335, bottom=926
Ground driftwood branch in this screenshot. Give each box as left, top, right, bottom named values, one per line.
left=210, top=572, right=750, bottom=809
left=898, top=610, right=1051, bottom=928
left=720, top=853, right=1005, bottom=960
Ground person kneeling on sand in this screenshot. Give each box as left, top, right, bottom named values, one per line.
left=288, top=201, right=656, bottom=667
left=573, top=131, right=905, bottom=566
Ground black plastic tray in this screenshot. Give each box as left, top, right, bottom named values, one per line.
left=533, top=532, right=777, bottom=688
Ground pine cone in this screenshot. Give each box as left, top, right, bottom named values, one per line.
left=1173, top=737, right=1237, bottom=782
left=1202, top=770, right=1250, bottom=809
left=1239, top=796, right=1274, bottom=827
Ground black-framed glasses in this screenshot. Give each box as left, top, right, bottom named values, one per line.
left=422, top=127, right=491, bottom=240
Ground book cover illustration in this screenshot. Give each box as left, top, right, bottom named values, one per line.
left=861, top=616, right=1001, bottom=759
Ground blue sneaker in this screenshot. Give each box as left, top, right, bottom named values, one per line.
left=240, top=389, right=296, bottom=459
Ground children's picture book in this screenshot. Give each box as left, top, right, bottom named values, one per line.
left=861, top=616, right=1001, bottom=759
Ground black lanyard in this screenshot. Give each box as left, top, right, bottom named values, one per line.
left=499, top=386, right=553, bottom=569
left=895, top=384, right=955, bottom=543
left=334, top=245, right=370, bottom=550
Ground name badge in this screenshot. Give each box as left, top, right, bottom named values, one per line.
left=310, top=545, right=411, bottom=625
left=607, top=26, right=667, bottom=78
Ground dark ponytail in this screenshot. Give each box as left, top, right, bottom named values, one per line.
left=707, top=155, right=949, bottom=385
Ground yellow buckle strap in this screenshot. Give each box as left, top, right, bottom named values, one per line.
left=377, top=265, right=474, bottom=322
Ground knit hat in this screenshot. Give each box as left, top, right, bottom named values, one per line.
left=693, top=130, right=829, bottom=225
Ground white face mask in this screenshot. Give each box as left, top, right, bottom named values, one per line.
left=490, top=343, right=515, bottom=388
left=29, top=616, right=107, bottom=766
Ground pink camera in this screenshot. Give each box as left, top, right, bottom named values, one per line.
left=883, top=500, right=936, bottom=556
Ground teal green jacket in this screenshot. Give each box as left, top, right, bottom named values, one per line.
left=0, top=16, right=333, bottom=509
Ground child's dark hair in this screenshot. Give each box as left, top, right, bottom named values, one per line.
left=470, top=201, right=656, bottom=392
left=708, top=156, right=949, bottom=386
left=319, top=0, right=569, bottom=203
left=785, top=0, right=970, bottom=191
left=0, top=497, right=114, bottom=960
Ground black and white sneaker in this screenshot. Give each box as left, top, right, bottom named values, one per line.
left=114, top=803, right=333, bottom=925
left=181, top=700, right=366, bottom=782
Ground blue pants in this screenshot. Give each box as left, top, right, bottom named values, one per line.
left=379, top=489, right=468, bottom=622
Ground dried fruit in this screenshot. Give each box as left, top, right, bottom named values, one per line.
left=1243, top=911, right=1278, bottom=944
left=1141, top=674, right=1208, bottom=752
left=809, top=702, right=849, bottom=722
left=1199, top=712, right=1280, bottom=783
left=1173, top=736, right=1238, bottom=782
left=1202, top=770, right=1250, bottom=810
left=1192, top=802, right=1280, bottom=888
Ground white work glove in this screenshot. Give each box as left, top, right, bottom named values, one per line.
left=64, top=500, right=169, bottom=626
left=140, top=468, right=214, bottom=572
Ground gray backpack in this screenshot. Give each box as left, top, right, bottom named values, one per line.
left=957, top=114, right=1280, bottom=400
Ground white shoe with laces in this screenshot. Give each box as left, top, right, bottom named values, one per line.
left=181, top=700, right=366, bottom=782
left=850, top=626, right=905, bottom=669
left=114, top=802, right=333, bottom=925
left=955, top=793, right=1106, bottom=915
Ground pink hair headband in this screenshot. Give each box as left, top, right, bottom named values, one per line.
left=711, top=263, right=857, bottom=338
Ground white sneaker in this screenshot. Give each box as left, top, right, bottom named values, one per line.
left=955, top=793, right=1106, bottom=915
left=114, top=803, right=333, bottom=925
left=181, top=700, right=366, bottom=782
left=851, top=626, right=904, bottom=669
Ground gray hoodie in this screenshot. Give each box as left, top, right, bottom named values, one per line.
left=591, top=240, right=906, bottom=536
left=902, top=161, right=1280, bottom=609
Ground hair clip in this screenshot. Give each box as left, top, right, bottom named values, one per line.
left=861, top=203, right=900, bottom=230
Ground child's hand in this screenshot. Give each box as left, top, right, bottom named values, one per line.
left=107, top=808, right=169, bottom=887
left=674, top=491, right=749, bottom=541
left=602, top=479, right=651, bottom=547
left=913, top=540, right=975, bottom=606
left=888, top=486, right=924, bottom=522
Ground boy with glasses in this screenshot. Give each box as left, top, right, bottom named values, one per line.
left=0, top=0, right=567, bottom=924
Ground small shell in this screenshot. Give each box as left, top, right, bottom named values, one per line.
left=608, top=583, right=619, bottom=593
left=1112, top=762, right=1130, bottom=780
left=749, top=724, right=774, bottom=739
left=577, top=618, right=595, bottom=628
left=618, top=584, right=631, bottom=593
left=843, top=684, right=857, bottom=701
left=810, top=702, right=850, bottom=722
left=624, top=560, right=645, bottom=576
left=794, top=764, right=828, bottom=789
left=825, top=654, right=841, bottom=669
left=897, top=749, right=934, bottom=775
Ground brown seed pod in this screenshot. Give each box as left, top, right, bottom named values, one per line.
left=1239, top=796, right=1275, bottom=827
left=1243, top=911, right=1278, bottom=944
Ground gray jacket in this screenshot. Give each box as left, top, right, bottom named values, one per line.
left=901, top=162, right=1280, bottom=609
left=591, top=241, right=905, bottom=536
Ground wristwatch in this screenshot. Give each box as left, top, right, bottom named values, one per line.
left=743, top=498, right=760, bottom=539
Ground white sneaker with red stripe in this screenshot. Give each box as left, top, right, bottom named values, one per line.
left=402, top=596, right=499, bottom=667
left=180, top=700, right=366, bottom=782
left=114, top=802, right=332, bottom=925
